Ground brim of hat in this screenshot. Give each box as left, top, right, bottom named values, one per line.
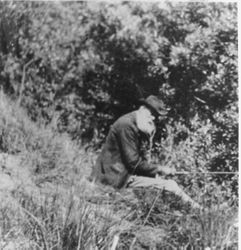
left=138, top=99, right=169, bottom=117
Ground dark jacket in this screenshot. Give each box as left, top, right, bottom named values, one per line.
left=90, top=111, right=159, bottom=189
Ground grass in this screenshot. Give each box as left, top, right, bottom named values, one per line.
left=0, top=91, right=238, bottom=249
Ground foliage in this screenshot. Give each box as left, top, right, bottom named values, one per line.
left=154, top=113, right=238, bottom=196
left=0, top=2, right=237, bottom=133
left=0, top=2, right=238, bottom=249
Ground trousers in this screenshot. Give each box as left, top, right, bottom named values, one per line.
left=126, top=175, right=197, bottom=207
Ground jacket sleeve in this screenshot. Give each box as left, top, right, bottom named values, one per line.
left=117, top=124, right=159, bottom=177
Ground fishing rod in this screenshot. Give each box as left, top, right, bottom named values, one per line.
left=175, top=171, right=239, bottom=175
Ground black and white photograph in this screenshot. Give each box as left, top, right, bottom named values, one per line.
left=0, top=1, right=238, bottom=249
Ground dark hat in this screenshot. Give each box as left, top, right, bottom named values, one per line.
left=139, top=95, right=170, bottom=117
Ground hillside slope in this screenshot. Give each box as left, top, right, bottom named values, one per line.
left=0, top=92, right=238, bottom=249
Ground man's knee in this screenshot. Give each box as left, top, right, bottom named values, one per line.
left=164, top=179, right=179, bottom=192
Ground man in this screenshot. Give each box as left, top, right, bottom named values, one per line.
left=90, top=95, right=201, bottom=209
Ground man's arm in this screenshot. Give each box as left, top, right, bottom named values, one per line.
left=158, top=165, right=176, bottom=176
left=117, top=125, right=159, bottom=177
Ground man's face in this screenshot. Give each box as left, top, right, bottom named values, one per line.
left=157, top=113, right=167, bottom=122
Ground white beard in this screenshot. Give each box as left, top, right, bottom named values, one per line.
left=136, top=111, right=156, bottom=137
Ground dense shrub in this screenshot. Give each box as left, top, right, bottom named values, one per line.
left=0, top=2, right=237, bottom=137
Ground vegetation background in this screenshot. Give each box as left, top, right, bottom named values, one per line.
left=0, top=1, right=238, bottom=249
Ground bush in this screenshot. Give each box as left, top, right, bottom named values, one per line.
left=153, top=114, right=238, bottom=198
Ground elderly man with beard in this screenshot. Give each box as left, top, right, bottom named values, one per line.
left=90, top=95, right=201, bottom=209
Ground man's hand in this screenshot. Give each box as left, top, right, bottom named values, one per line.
left=157, top=165, right=176, bottom=176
